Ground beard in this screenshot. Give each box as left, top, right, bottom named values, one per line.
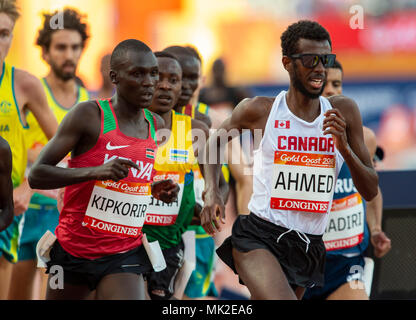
left=292, top=64, right=325, bottom=99
left=50, top=61, right=76, bottom=81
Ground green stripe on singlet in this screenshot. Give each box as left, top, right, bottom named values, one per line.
left=143, top=109, right=157, bottom=146
left=97, top=99, right=117, bottom=134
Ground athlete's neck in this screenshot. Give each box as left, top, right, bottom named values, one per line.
left=173, top=104, right=184, bottom=113
left=286, top=86, right=321, bottom=123
left=112, top=93, right=146, bottom=124
left=158, top=109, right=173, bottom=131
left=45, top=72, right=79, bottom=108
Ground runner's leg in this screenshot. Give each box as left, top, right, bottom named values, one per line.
left=95, top=273, right=146, bottom=300
left=232, top=248, right=297, bottom=300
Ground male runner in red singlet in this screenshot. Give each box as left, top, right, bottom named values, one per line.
left=0, top=137, right=13, bottom=232
left=201, top=20, right=379, bottom=300
left=29, top=39, right=179, bottom=300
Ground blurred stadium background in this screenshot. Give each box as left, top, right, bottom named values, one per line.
left=8, top=0, right=416, bottom=299
left=9, top=0, right=416, bottom=170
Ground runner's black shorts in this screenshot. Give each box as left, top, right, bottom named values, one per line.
left=144, top=239, right=185, bottom=300
left=216, top=212, right=326, bottom=289
left=46, top=239, right=152, bottom=291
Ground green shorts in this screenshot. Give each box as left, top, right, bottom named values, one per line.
left=184, top=226, right=218, bottom=298
left=0, top=215, right=25, bottom=263
left=18, top=202, right=59, bottom=261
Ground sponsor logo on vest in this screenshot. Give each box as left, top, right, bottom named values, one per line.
left=106, top=142, right=130, bottom=150
left=0, top=101, right=12, bottom=114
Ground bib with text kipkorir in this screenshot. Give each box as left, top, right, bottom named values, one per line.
left=145, top=171, right=185, bottom=226
left=323, top=192, right=365, bottom=251
left=270, top=150, right=336, bottom=214
left=84, top=180, right=151, bottom=238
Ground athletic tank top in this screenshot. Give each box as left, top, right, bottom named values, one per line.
left=0, top=62, right=27, bottom=188
left=25, top=78, right=90, bottom=150
left=26, top=78, right=90, bottom=206
left=181, top=102, right=210, bottom=117
left=143, top=111, right=197, bottom=249
left=323, top=162, right=370, bottom=256
left=56, top=99, right=158, bottom=259
left=248, top=91, right=344, bottom=235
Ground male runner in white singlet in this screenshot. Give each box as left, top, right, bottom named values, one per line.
left=201, top=20, right=378, bottom=300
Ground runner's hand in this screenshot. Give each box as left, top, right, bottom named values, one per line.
left=323, top=109, right=348, bottom=154
left=151, top=179, right=179, bottom=203
left=94, top=159, right=139, bottom=182
left=371, top=231, right=391, bottom=258
left=200, top=189, right=225, bottom=235
left=13, top=180, right=33, bottom=216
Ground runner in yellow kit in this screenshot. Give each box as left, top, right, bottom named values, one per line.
left=8, top=8, right=90, bottom=300
left=0, top=0, right=58, bottom=299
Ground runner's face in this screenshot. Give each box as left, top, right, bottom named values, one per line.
left=290, top=39, right=331, bottom=99
left=322, top=68, right=342, bottom=97
left=150, top=57, right=182, bottom=114
left=44, top=30, right=83, bottom=81
left=177, top=56, right=200, bottom=106
left=0, top=13, right=14, bottom=63
left=116, top=50, right=159, bottom=108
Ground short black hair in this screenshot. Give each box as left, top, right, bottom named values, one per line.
left=154, top=51, right=180, bottom=62
left=164, top=45, right=196, bottom=60
left=36, top=8, right=89, bottom=50
left=280, top=20, right=332, bottom=56
left=332, top=59, right=343, bottom=73
left=110, top=39, right=153, bottom=70
left=185, top=45, right=202, bottom=64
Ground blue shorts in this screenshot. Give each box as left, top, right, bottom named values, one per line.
left=184, top=232, right=218, bottom=298
left=303, top=254, right=365, bottom=300
left=0, top=215, right=25, bottom=263
left=18, top=203, right=59, bottom=261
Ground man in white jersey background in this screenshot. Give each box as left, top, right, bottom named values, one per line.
left=303, top=60, right=391, bottom=300
left=201, top=20, right=378, bottom=300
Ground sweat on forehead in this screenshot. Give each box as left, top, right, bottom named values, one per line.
left=110, top=39, right=153, bottom=69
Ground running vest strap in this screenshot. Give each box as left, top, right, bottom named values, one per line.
left=56, top=99, right=157, bottom=259
left=0, top=62, right=27, bottom=188
left=25, top=78, right=90, bottom=150
left=323, top=162, right=369, bottom=255
left=248, top=91, right=344, bottom=235
left=143, top=111, right=197, bottom=249
left=27, top=78, right=90, bottom=206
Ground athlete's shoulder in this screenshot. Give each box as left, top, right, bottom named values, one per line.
left=194, top=108, right=212, bottom=128
left=145, top=109, right=165, bottom=130
left=234, top=96, right=274, bottom=118
left=13, top=68, right=44, bottom=94
left=327, top=94, right=358, bottom=112
left=191, top=117, right=209, bottom=136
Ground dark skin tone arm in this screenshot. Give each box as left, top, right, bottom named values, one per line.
left=0, top=138, right=13, bottom=232
left=201, top=96, right=272, bottom=235
left=28, top=100, right=178, bottom=202
left=326, top=95, right=378, bottom=201
left=190, top=118, right=229, bottom=224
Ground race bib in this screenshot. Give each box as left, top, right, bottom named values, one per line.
left=145, top=171, right=185, bottom=226
left=270, top=151, right=336, bottom=214
left=323, top=193, right=365, bottom=251
left=84, top=180, right=151, bottom=238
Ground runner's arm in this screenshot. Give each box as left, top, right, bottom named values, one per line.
left=0, top=139, right=13, bottom=231
left=201, top=97, right=270, bottom=234
left=363, top=127, right=391, bottom=257
left=327, top=95, right=378, bottom=201
left=14, top=69, right=58, bottom=140
left=29, top=101, right=139, bottom=189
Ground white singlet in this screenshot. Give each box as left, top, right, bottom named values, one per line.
left=248, top=91, right=344, bottom=235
